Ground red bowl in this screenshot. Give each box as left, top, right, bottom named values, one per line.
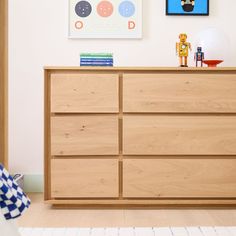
left=203, top=60, right=224, bottom=67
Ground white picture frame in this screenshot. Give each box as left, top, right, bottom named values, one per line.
left=68, top=0, right=142, bottom=39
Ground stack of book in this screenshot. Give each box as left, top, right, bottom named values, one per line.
left=80, top=53, right=113, bottom=67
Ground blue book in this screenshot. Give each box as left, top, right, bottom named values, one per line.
left=80, top=64, right=113, bottom=66
left=80, top=62, right=113, bottom=67
left=80, top=63, right=113, bottom=66
left=80, top=58, right=114, bottom=63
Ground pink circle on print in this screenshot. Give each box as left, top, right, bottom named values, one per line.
left=97, top=1, right=113, bottom=17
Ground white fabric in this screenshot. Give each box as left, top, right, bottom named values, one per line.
left=0, top=211, right=21, bottom=236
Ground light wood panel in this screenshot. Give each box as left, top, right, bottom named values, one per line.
left=44, top=70, right=51, bottom=200
left=123, top=159, right=236, bottom=198
left=47, top=199, right=236, bottom=206
left=0, top=0, right=8, bottom=167
left=51, top=159, right=119, bottom=198
left=123, top=115, right=236, bottom=155
left=123, top=73, right=236, bottom=113
left=51, top=73, right=119, bottom=113
left=51, top=115, right=119, bottom=156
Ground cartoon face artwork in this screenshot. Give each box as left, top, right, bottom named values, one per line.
left=119, top=1, right=136, bottom=17
left=75, top=1, right=92, bottom=17
left=97, top=1, right=114, bottom=17
left=181, top=0, right=195, bottom=12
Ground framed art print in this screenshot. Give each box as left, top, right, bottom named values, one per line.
left=68, top=0, right=142, bottom=38
left=166, top=0, right=209, bottom=16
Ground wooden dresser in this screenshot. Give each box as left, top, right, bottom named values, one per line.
left=45, top=67, right=236, bottom=207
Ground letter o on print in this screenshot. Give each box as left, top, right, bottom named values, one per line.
left=75, top=21, right=84, bottom=29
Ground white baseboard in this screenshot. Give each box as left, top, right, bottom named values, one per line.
left=23, top=175, right=43, bottom=193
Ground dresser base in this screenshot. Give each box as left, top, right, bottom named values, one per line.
left=45, top=199, right=236, bottom=209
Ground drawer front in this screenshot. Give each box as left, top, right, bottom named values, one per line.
left=123, top=115, right=236, bottom=155
left=51, top=116, right=119, bottom=155
left=123, top=73, right=236, bottom=113
left=123, top=159, right=236, bottom=198
left=51, top=159, right=119, bottom=198
left=51, top=73, right=119, bottom=113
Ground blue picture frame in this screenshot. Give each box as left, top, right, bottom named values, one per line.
left=166, top=0, right=209, bottom=16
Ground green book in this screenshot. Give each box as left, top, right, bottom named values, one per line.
left=80, top=53, right=113, bottom=58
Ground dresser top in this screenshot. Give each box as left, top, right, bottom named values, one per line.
left=44, top=66, right=236, bottom=72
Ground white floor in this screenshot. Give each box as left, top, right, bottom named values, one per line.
left=19, top=227, right=236, bottom=236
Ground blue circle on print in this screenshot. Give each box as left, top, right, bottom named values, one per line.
left=119, top=1, right=135, bottom=18
left=75, top=1, right=92, bottom=18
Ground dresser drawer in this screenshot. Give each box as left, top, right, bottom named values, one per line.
left=51, top=159, right=119, bottom=198
left=123, top=73, right=236, bottom=113
left=51, top=73, right=119, bottom=113
left=51, top=116, right=119, bottom=155
left=123, top=115, right=236, bottom=155
left=123, top=159, right=236, bottom=198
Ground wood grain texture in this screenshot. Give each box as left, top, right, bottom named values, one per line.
left=44, top=70, right=51, bottom=200
left=123, top=115, right=236, bottom=155
left=46, top=199, right=236, bottom=206
left=123, top=73, right=236, bottom=113
left=0, top=0, right=8, bottom=167
left=51, top=116, right=119, bottom=155
left=51, top=159, right=119, bottom=198
left=123, top=159, right=236, bottom=198
left=51, top=73, right=119, bottom=113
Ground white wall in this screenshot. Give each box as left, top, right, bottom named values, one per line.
left=9, top=0, right=236, bottom=174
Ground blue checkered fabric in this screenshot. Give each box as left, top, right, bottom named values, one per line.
left=0, top=164, right=30, bottom=220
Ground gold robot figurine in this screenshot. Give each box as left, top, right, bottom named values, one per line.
left=176, top=33, right=192, bottom=67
